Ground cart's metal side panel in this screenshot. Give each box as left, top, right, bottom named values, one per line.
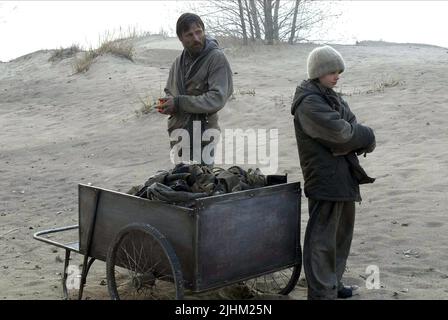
left=195, top=182, right=301, bottom=291
left=193, top=207, right=201, bottom=291
left=78, top=184, right=196, bottom=286
left=78, top=185, right=98, bottom=254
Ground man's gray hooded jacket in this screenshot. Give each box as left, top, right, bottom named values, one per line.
left=164, top=36, right=233, bottom=135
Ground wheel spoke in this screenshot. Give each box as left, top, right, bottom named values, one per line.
left=279, top=269, right=291, bottom=284
left=148, top=258, right=163, bottom=274
left=131, top=238, right=144, bottom=273
left=107, top=224, right=184, bottom=300
left=136, top=239, right=145, bottom=272
left=244, top=265, right=300, bottom=295
left=122, top=245, right=144, bottom=274
left=131, top=239, right=142, bottom=273
left=119, top=246, right=138, bottom=284
left=270, top=273, right=282, bottom=291
left=141, top=240, right=150, bottom=272
left=156, top=274, right=174, bottom=281
left=120, top=246, right=136, bottom=274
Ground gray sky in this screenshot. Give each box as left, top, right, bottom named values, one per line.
left=1, top=1, right=447, bottom=62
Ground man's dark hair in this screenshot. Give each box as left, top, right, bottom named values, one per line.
left=176, top=13, right=205, bottom=38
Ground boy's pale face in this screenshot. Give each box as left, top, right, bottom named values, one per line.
left=319, top=71, right=341, bottom=89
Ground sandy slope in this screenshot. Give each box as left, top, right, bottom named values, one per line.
left=1, top=35, right=448, bottom=299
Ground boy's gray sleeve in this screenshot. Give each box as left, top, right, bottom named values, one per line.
left=297, top=95, right=375, bottom=154
left=341, top=98, right=357, bottom=125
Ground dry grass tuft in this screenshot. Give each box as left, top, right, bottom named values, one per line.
left=72, top=28, right=139, bottom=74
left=73, top=50, right=98, bottom=73
left=366, top=76, right=405, bottom=94
left=135, top=94, right=157, bottom=117
left=339, top=75, right=405, bottom=96
left=48, top=44, right=80, bottom=62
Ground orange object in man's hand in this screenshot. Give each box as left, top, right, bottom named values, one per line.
left=156, top=97, right=176, bottom=115
left=158, top=97, right=168, bottom=105
left=156, top=97, right=169, bottom=113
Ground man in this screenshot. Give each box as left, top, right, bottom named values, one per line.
left=290, top=45, right=376, bottom=300
left=159, top=13, right=234, bottom=165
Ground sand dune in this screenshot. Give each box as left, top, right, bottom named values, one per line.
left=1, top=35, right=447, bottom=299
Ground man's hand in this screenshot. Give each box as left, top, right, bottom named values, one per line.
left=158, top=97, right=177, bottom=115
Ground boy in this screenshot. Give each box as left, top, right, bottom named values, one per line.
left=291, top=45, right=376, bottom=300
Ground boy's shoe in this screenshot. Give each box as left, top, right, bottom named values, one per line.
left=337, top=285, right=359, bottom=299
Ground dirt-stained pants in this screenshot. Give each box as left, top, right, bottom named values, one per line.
left=303, top=199, right=355, bottom=300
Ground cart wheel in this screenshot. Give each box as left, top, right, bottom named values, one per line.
left=244, top=246, right=302, bottom=295
left=106, top=223, right=184, bottom=300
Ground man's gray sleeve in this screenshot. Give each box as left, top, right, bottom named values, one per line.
left=297, top=95, right=375, bottom=154
left=177, top=52, right=233, bottom=114
left=164, top=61, right=176, bottom=97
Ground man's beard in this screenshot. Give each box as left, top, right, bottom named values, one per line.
left=188, top=40, right=205, bottom=56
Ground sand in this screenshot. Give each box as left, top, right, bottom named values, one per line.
left=1, top=35, right=448, bottom=299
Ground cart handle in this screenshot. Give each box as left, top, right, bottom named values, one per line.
left=33, top=225, right=80, bottom=252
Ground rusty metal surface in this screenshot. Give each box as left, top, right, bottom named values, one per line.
left=78, top=184, right=196, bottom=287
left=194, top=182, right=301, bottom=291
left=77, top=182, right=301, bottom=292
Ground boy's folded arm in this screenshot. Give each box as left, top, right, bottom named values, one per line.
left=297, top=95, right=375, bottom=155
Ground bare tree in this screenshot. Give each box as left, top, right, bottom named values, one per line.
left=289, top=0, right=300, bottom=44
left=193, top=1, right=244, bottom=39
left=189, top=0, right=340, bottom=46
left=249, top=0, right=262, bottom=40
left=273, top=0, right=281, bottom=41
left=238, top=0, right=249, bottom=45
left=263, top=0, right=274, bottom=45
left=244, top=0, right=255, bottom=41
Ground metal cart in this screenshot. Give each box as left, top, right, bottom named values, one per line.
left=34, top=182, right=302, bottom=300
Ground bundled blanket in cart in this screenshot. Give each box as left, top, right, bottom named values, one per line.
left=129, top=163, right=286, bottom=208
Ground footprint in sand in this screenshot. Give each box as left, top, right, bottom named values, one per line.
left=425, top=221, right=444, bottom=228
